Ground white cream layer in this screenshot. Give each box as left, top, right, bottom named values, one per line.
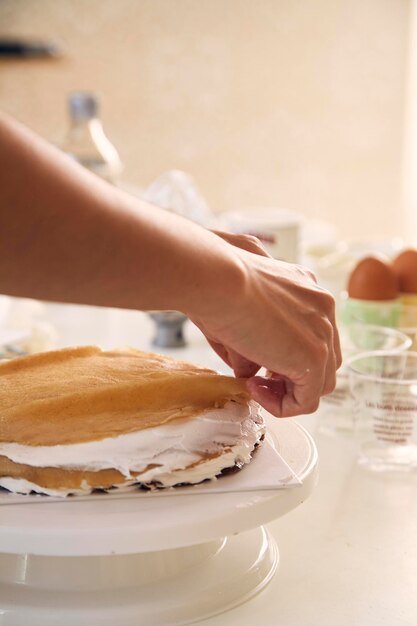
left=0, top=400, right=265, bottom=496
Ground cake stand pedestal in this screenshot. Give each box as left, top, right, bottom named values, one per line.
left=0, top=418, right=317, bottom=626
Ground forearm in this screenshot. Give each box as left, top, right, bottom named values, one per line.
left=0, top=113, right=242, bottom=315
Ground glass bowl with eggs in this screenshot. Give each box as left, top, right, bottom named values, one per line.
left=318, top=248, right=417, bottom=436
left=341, top=248, right=417, bottom=349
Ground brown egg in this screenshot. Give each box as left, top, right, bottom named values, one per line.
left=347, top=256, right=398, bottom=301
left=392, top=249, right=417, bottom=293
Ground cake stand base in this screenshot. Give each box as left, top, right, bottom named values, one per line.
left=0, top=526, right=277, bottom=626
left=0, top=418, right=317, bottom=625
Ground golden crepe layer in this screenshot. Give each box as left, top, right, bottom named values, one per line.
left=0, top=346, right=248, bottom=446
left=0, top=454, right=135, bottom=491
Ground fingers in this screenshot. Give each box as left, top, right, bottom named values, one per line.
left=324, top=292, right=342, bottom=371
left=206, top=339, right=260, bottom=377
left=247, top=374, right=324, bottom=418
left=329, top=301, right=342, bottom=371
left=268, top=335, right=335, bottom=417
left=249, top=375, right=321, bottom=418
left=316, top=290, right=342, bottom=394
left=246, top=376, right=288, bottom=417
left=208, top=298, right=340, bottom=417
left=212, top=230, right=272, bottom=258
left=288, top=362, right=326, bottom=417
left=248, top=311, right=336, bottom=417
left=296, top=316, right=335, bottom=408
left=320, top=320, right=337, bottom=396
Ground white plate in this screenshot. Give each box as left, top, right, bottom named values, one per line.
left=0, top=416, right=318, bottom=556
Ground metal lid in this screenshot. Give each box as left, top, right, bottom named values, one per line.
left=68, top=92, right=99, bottom=120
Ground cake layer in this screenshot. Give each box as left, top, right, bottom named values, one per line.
left=0, top=346, right=249, bottom=446
left=0, top=401, right=265, bottom=496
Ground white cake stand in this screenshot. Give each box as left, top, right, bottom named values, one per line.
left=0, top=418, right=317, bottom=626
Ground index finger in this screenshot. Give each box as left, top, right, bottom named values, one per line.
left=247, top=367, right=325, bottom=418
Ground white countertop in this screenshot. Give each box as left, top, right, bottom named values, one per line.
left=8, top=302, right=417, bottom=625
left=212, top=424, right=417, bottom=626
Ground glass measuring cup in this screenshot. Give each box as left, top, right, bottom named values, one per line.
left=318, top=324, right=412, bottom=436
left=348, top=351, right=417, bottom=471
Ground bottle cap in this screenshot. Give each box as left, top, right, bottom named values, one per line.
left=68, top=92, right=99, bottom=120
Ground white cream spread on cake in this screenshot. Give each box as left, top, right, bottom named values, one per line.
left=0, top=400, right=265, bottom=496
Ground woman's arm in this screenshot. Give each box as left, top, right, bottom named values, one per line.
left=0, top=112, right=241, bottom=313
left=0, top=112, right=341, bottom=417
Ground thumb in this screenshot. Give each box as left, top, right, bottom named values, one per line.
left=246, top=375, right=294, bottom=417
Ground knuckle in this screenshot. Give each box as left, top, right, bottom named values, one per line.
left=304, top=398, right=321, bottom=414
left=315, top=339, right=327, bottom=357
left=336, top=352, right=343, bottom=369
left=313, top=339, right=330, bottom=363
left=295, top=265, right=318, bottom=283
left=323, top=373, right=337, bottom=395
left=244, top=234, right=260, bottom=243
left=315, top=317, right=334, bottom=345
left=242, top=234, right=264, bottom=249
left=304, top=306, right=334, bottom=335
left=305, top=268, right=318, bottom=283
left=320, top=291, right=336, bottom=315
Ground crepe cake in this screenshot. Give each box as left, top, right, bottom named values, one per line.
left=0, top=346, right=265, bottom=496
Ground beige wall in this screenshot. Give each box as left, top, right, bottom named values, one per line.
left=0, top=0, right=411, bottom=240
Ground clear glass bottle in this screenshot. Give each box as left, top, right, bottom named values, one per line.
left=61, top=92, right=123, bottom=184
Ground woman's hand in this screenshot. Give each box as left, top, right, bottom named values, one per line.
left=191, top=232, right=342, bottom=418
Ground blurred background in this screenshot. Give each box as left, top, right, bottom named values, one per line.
left=0, top=0, right=414, bottom=243
left=2, top=7, right=417, bottom=622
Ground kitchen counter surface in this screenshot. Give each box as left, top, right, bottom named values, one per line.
left=207, top=424, right=417, bottom=626
left=9, top=303, right=417, bottom=626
